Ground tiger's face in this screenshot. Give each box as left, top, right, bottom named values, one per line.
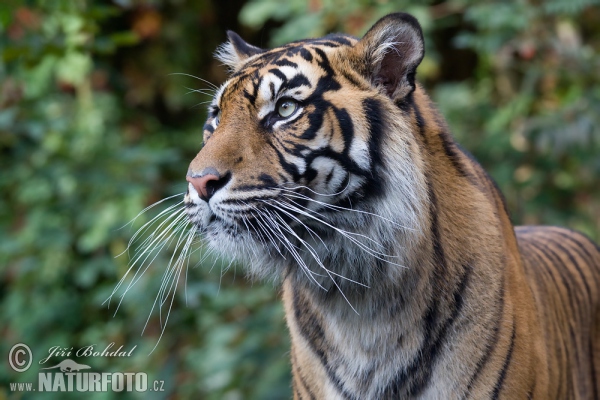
left=185, top=15, right=428, bottom=283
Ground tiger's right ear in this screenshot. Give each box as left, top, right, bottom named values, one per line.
left=215, top=31, right=264, bottom=73
left=353, top=13, right=424, bottom=101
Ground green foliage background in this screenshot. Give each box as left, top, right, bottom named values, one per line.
left=1, top=0, right=599, bottom=398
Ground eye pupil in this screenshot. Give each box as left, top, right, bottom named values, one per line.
left=278, top=100, right=297, bottom=118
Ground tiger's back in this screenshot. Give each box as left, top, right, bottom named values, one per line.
left=517, top=226, right=600, bottom=399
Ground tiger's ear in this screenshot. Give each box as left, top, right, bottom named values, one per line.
left=354, top=13, right=424, bottom=100
left=215, top=31, right=264, bottom=73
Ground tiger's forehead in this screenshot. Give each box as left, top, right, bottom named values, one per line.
left=215, top=35, right=358, bottom=109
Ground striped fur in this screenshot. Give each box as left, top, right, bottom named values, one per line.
left=184, top=13, right=600, bottom=399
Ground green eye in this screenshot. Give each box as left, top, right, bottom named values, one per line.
left=277, top=99, right=297, bottom=118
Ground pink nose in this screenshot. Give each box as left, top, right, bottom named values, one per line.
left=186, top=174, right=220, bottom=201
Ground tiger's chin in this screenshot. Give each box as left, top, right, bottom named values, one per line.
left=184, top=202, right=287, bottom=281
left=205, top=226, right=286, bottom=280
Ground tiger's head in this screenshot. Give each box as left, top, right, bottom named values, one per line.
left=184, top=13, right=429, bottom=287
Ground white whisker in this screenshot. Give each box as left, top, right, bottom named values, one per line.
left=266, top=199, right=404, bottom=267
left=269, top=211, right=361, bottom=314
left=105, top=205, right=188, bottom=310
left=148, top=230, right=195, bottom=354
left=279, top=189, right=416, bottom=231
left=167, top=72, right=219, bottom=90
left=116, top=193, right=184, bottom=233
left=262, top=209, right=327, bottom=289
left=281, top=178, right=351, bottom=197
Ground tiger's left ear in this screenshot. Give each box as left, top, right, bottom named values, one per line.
left=353, top=13, right=424, bottom=100
left=215, top=31, right=264, bottom=73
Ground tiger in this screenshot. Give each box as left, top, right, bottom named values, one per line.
left=183, top=12, right=600, bottom=399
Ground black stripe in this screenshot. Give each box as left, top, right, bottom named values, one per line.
left=522, top=239, right=568, bottom=398
left=360, top=98, right=386, bottom=200
left=324, top=169, right=335, bottom=186
left=339, top=69, right=367, bottom=89
left=267, top=141, right=301, bottom=181
left=383, top=181, right=465, bottom=397
left=486, top=175, right=511, bottom=222
left=535, top=238, right=584, bottom=326
left=395, top=91, right=414, bottom=113
left=299, top=48, right=313, bottom=62
left=313, top=48, right=336, bottom=79
left=321, top=34, right=354, bottom=46
left=297, top=90, right=330, bottom=141
left=285, top=73, right=312, bottom=90
left=463, top=277, right=505, bottom=397
left=242, top=88, right=256, bottom=104
left=532, top=238, right=584, bottom=398
left=439, top=130, right=470, bottom=178
left=291, top=350, right=316, bottom=400
left=333, top=107, right=354, bottom=155
left=268, top=68, right=288, bottom=83
left=269, top=81, right=276, bottom=100
left=491, top=318, right=516, bottom=400
left=313, top=41, right=342, bottom=48
left=526, top=376, right=536, bottom=399
left=544, top=234, right=592, bottom=306
left=296, top=35, right=352, bottom=48
left=274, top=59, right=298, bottom=68
left=292, top=288, right=356, bottom=399
left=552, top=228, right=600, bottom=287
left=304, top=147, right=365, bottom=179
left=411, top=98, right=428, bottom=146
left=407, top=263, right=473, bottom=396
left=203, top=123, right=215, bottom=134
left=535, top=234, right=582, bottom=314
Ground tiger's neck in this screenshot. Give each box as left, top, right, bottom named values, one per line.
left=282, top=86, right=518, bottom=398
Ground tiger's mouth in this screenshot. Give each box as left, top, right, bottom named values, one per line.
left=184, top=181, right=319, bottom=253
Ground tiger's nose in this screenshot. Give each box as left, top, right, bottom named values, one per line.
left=186, top=170, right=230, bottom=202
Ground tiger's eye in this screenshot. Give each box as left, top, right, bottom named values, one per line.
left=277, top=100, right=297, bottom=118
left=215, top=110, right=221, bottom=125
